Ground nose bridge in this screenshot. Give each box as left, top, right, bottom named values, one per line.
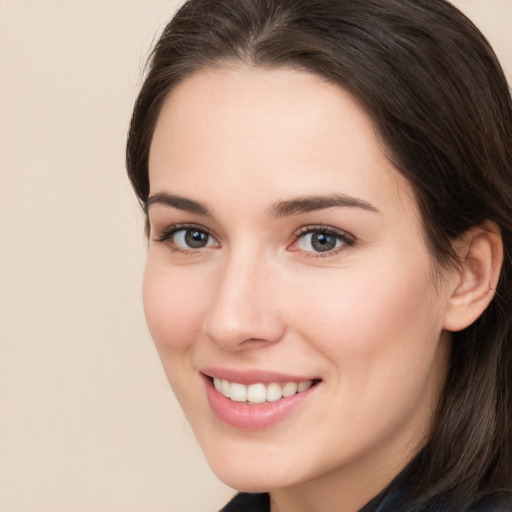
left=202, top=245, right=284, bottom=349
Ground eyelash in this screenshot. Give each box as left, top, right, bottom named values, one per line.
left=154, top=223, right=217, bottom=255
left=153, top=223, right=355, bottom=258
left=290, top=225, right=355, bottom=258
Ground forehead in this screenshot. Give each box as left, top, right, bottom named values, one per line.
left=148, top=65, right=416, bottom=216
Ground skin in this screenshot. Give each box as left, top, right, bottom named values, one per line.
left=144, top=66, right=457, bottom=512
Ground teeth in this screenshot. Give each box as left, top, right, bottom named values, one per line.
left=221, top=379, right=231, bottom=397
left=247, top=383, right=267, bottom=404
left=212, top=378, right=314, bottom=404
left=282, top=382, right=298, bottom=397
left=266, top=382, right=282, bottom=402
left=298, top=380, right=312, bottom=392
left=230, top=383, right=247, bottom=402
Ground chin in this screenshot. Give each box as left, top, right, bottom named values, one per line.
left=208, top=458, right=294, bottom=493
left=196, top=433, right=313, bottom=493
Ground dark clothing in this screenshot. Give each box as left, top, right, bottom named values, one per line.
left=220, top=492, right=269, bottom=512
left=220, top=490, right=512, bottom=512
left=220, top=459, right=512, bottom=512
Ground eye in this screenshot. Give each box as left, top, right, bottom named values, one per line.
left=154, top=224, right=219, bottom=251
left=290, top=226, right=354, bottom=255
left=173, top=228, right=215, bottom=249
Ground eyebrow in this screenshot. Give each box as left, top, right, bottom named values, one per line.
left=270, top=194, right=379, bottom=218
left=146, top=192, right=379, bottom=218
left=146, top=193, right=212, bottom=216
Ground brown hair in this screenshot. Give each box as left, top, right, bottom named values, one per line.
left=126, top=0, right=512, bottom=507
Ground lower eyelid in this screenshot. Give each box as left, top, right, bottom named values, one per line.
left=300, top=247, right=346, bottom=259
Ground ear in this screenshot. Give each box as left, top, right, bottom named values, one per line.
left=443, top=222, right=503, bottom=332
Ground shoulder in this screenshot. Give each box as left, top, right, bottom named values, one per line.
left=418, top=491, right=512, bottom=512
left=219, top=492, right=270, bottom=512
left=466, top=492, right=512, bottom=512
left=367, top=471, right=512, bottom=512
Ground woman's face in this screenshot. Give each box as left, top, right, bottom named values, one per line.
left=145, top=66, right=452, bottom=497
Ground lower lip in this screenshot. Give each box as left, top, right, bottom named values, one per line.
left=203, top=376, right=318, bottom=430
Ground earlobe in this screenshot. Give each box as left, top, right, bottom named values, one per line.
left=443, top=222, right=503, bottom=332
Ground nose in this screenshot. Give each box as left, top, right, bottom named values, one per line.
left=201, top=250, right=286, bottom=351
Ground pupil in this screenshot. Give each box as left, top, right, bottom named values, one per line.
left=185, top=229, right=208, bottom=248
left=311, top=232, right=336, bottom=252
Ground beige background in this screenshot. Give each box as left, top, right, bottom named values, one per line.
left=0, top=1, right=511, bottom=511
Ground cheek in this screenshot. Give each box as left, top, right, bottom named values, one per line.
left=289, top=256, right=443, bottom=379
left=142, top=260, right=209, bottom=354
left=286, top=262, right=447, bottom=452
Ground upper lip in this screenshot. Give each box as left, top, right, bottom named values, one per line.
left=200, top=367, right=319, bottom=385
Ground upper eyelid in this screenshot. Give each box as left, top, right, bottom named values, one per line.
left=292, top=224, right=354, bottom=239
left=153, top=222, right=350, bottom=234
left=153, top=223, right=217, bottom=243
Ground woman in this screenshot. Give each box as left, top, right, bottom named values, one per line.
left=126, top=0, right=512, bottom=510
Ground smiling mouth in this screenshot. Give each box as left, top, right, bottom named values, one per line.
left=210, top=377, right=320, bottom=404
